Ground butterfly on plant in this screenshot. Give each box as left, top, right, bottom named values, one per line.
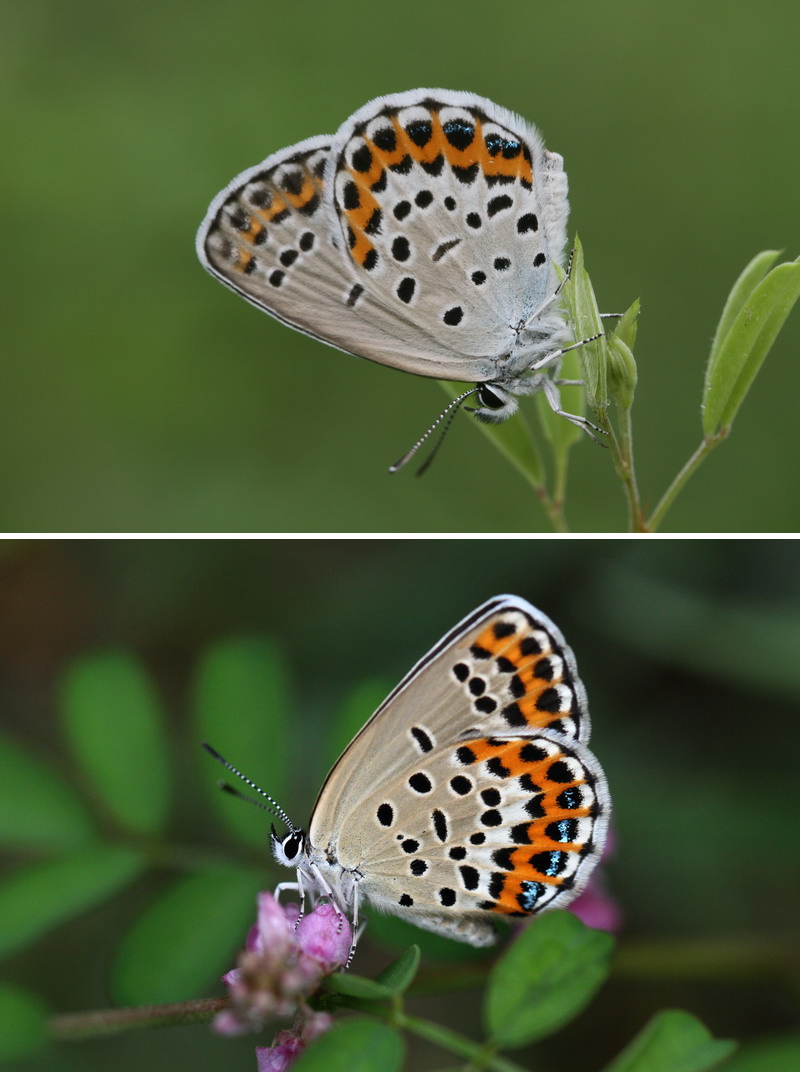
left=205, top=595, right=610, bottom=951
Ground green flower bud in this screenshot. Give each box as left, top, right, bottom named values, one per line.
left=606, top=335, right=637, bottom=412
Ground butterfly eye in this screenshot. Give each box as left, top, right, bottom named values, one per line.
left=281, top=831, right=304, bottom=860
left=477, top=384, right=506, bottom=409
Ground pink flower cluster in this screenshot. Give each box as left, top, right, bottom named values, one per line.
left=215, top=893, right=352, bottom=1071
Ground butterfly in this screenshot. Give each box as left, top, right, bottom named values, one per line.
left=196, top=90, right=602, bottom=466
left=207, top=595, right=610, bottom=948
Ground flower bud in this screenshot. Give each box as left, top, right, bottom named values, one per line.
left=606, top=335, right=637, bottom=412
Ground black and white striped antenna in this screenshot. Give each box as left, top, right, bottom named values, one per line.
left=201, top=742, right=295, bottom=831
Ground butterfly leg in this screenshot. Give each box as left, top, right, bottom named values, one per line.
left=273, top=880, right=302, bottom=900
left=528, top=332, right=603, bottom=375
left=308, top=861, right=353, bottom=933
left=275, top=870, right=307, bottom=927
left=540, top=375, right=607, bottom=445
left=344, top=882, right=361, bottom=969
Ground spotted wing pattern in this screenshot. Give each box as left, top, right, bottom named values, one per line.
left=307, top=595, right=609, bottom=946
left=447, top=603, right=588, bottom=741
left=328, top=91, right=568, bottom=367
left=197, top=90, right=569, bottom=383
left=348, top=729, right=606, bottom=945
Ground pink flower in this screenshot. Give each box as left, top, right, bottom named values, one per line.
left=568, top=826, right=622, bottom=934
left=214, top=893, right=351, bottom=1039
left=568, top=873, right=622, bottom=933
left=296, top=902, right=353, bottom=970
left=255, top=1013, right=334, bottom=1071
left=256, top=1029, right=304, bottom=1072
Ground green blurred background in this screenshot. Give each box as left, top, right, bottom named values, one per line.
left=1, top=538, right=799, bottom=1069
left=3, top=1, right=800, bottom=532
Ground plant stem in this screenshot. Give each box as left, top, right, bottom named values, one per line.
left=615, top=406, right=645, bottom=531
left=614, top=935, right=800, bottom=981
left=50, top=998, right=227, bottom=1040
left=597, top=406, right=646, bottom=532
left=647, top=430, right=727, bottom=531
left=536, top=483, right=569, bottom=532
left=390, top=1010, right=528, bottom=1072
left=552, top=450, right=570, bottom=531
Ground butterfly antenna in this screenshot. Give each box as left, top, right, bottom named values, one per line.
left=216, top=780, right=283, bottom=814
left=389, top=387, right=478, bottom=474
left=413, top=393, right=471, bottom=476
left=201, top=742, right=295, bottom=831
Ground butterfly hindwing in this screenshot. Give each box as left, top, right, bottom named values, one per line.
left=344, top=729, right=607, bottom=945
left=326, top=89, right=568, bottom=375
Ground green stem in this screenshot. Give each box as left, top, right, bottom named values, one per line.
left=536, top=482, right=569, bottom=533
left=411, top=933, right=800, bottom=996
left=614, top=935, right=800, bottom=981
left=647, top=430, right=728, bottom=531
left=595, top=405, right=646, bottom=532
left=552, top=450, right=570, bottom=531
left=390, top=1010, right=528, bottom=1072
left=615, top=406, right=645, bottom=532
left=50, top=998, right=227, bottom=1040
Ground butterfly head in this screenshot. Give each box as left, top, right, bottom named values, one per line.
left=270, top=824, right=307, bottom=868
left=470, top=383, right=519, bottom=424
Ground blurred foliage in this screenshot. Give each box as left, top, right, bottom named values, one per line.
left=3, top=0, right=800, bottom=531
left=1, top=539, right=799, bottom=1070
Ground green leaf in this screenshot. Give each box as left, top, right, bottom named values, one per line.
left=61, top=650, right=170, bottom=836
left=291, top=1017, right=404, bottom=1072
left=329, top=679, right=393, bottom=773
left=0, top=730, right=95, bottom=850
left=194, top=636, right=292, bottom=849
left=707, top=250, right=782, bottom=370
left=113, top=865, right=262, bottom=1004
left=702, top=254, right=800, bottom=435
left=440, top=382, right=545, bottom=490
left=602, top=1009, right=736, bottom=1072
left=718, top=1033, right=800, bottom=1072
left=324, top=972, right=394, bottom=1000
left=375, top=945, right=421, bottom=994
left=614, top=298, right=641, bottom=353
left=485, top=910, right=613, bottom=1048
left=0, top=845, right=145, bottom=958
left=559, top=237, right=609, bottom=411
left=0, top=983, right=48, bottom=1060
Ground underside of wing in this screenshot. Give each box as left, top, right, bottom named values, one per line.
left=198, top=90, right=571, bottom=385
left=326, top=89, right=569, bottom=375
left=348, top=730, right=609, bottom=944
left=309, top=596, right=592, bottom=852
left=196, top=134, right=496, bottom=380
